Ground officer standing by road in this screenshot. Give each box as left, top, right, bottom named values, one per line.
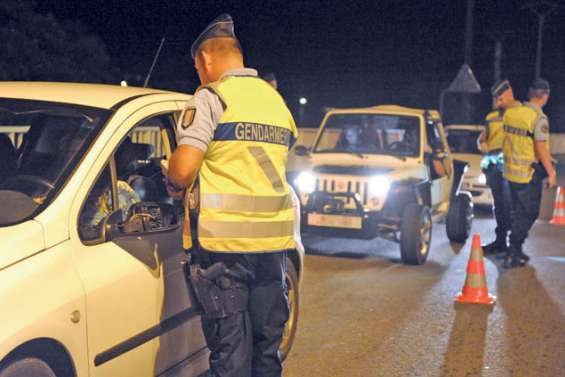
left=166, top=14, right=298, bottom=377
left=477, top=80, right=519, bottom=254
left=502, top=78, right=557, bottom=268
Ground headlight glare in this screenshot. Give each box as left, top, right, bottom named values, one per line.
left=295, top=172, right=316, bottom=194
left=369, top=175, right=390, bottom=197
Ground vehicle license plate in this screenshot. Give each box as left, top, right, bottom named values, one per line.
left=307, top=213, right=362, bottom=229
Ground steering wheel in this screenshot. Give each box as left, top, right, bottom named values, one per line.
left=5, top=174, right=55, bottom=190
left=388, top=141, right=408, bottom=151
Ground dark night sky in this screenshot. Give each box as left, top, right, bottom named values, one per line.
left=37, top=0, right=565, bottom=128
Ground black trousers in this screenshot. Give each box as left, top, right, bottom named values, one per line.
left=508, top=169, right=544, bottom=250
left=484, top=164, right=512, bottom=240
left=201, top=252, right=289, bottom=377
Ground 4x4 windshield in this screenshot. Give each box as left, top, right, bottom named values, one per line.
left=314, top=113, right=421, bottom=157
left=0, top=99, right=111, bottom=226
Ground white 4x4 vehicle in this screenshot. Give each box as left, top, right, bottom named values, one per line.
left=294, top=105, right=473, bottom=265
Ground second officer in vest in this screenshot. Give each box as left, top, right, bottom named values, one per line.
left=502, top=78, right=556, bottom=268
left=477, top=80, right=519, bottom=253
left=167, top=14, right=298, bottom=377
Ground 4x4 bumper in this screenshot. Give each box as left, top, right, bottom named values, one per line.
left=301, top=191, right=398, bottom=238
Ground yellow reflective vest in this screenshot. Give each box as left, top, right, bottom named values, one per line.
left=502, top=103, right=540, bottom=183
left=194, top=74, right=298, bottom=253
left=485, top=110, right=504, bottom=153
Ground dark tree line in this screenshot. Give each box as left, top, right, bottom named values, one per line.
left=0, top=0, right=115, bottom=82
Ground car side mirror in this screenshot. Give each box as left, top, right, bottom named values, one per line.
left=294, top=145, right=310, bottom=156
left=431, top=139, right=444, bottom=152
left=100, top=208, right=126, bottom=242
left=122, top=202, right=179, bottom=235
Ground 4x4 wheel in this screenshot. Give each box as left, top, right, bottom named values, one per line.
left=446, top=192, right=473, bottom=242
left=280, top=256, right=299, bottom=361
left=400, top=203, right=432, bottom=265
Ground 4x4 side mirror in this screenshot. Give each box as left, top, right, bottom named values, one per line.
left=294, top=145, right=310, bottom=156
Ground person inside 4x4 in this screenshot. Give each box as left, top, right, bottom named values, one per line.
left=337, top=125, right=364, bottom=152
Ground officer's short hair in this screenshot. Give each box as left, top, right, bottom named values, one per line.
left=198, top=37, right=243, bottom=59
left=528, top=78, right=550, bottom=99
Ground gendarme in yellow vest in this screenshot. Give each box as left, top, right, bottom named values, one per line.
left=195, top=74, right=298, bottom=253
left=503, top=103, right=541, bottom=183
left=485, top=109, right=504, bottom=153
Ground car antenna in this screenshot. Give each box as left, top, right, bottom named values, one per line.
left=143, top=38, right=166, bottom=88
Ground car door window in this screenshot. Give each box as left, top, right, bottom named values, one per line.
left=78, top=163, right=115, bottom=241
left=78, top=114, right=178, bottom=243
left=115, top=114, right=177, bottom=209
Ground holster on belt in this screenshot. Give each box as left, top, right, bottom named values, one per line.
left=188, top=260, right=249, bottom=319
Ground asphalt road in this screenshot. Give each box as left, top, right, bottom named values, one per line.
left=283, top=210, right=565, bottom=377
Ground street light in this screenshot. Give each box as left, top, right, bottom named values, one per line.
left=298, top=97, right=308, bottom=126
left=522, top=1, right=564, bottom=79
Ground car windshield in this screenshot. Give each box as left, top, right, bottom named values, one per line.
left=314, top=113, right=421, bottom=157
left=0, top=99, right=111, bottom=226
left=446, top=129, right=481, bottom=154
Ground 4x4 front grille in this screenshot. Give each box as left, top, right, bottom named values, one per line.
left=316, top=177, right=369, bottom=205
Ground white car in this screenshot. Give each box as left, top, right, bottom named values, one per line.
left=445, top=124, right=493, bottom=207
left=0, top=82, right=304, bottom=377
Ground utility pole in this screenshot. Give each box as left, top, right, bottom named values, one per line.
left=486, top=33, right=505, bottom=85
left=464, top=0, right=474, bottom=65
left=522, top=1, right=563, bottom=79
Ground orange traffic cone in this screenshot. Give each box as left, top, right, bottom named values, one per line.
left=455, top=234, right=496, bottom=305
left=550, top=186, right=565, bottom=225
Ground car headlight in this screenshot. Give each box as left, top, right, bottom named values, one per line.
left=369, top=175, right=390, bottom=197
left=477, top=174, right=487, bottom=185
left=295, top=172, right=316, bottom=194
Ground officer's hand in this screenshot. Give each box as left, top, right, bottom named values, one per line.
left=547, top=171, right=557, bottom=188
left=166, top=179, right=185, bottom=199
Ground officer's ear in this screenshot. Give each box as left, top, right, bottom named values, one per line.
left=200, top=49, right=214, bottom=68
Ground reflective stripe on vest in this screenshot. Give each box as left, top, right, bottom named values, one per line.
left=197, top=74, right=298, bottom=253
left=502, top=104, right=538, bottom=183
left=201, top=193, right=293, bottom=212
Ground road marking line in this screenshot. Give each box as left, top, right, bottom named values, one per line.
left=546, top=256, right=565, bottom=264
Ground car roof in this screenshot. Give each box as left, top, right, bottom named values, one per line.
left=327, top=105, right=440, bottom=118
left=0, top=82, right=185, bottom=110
